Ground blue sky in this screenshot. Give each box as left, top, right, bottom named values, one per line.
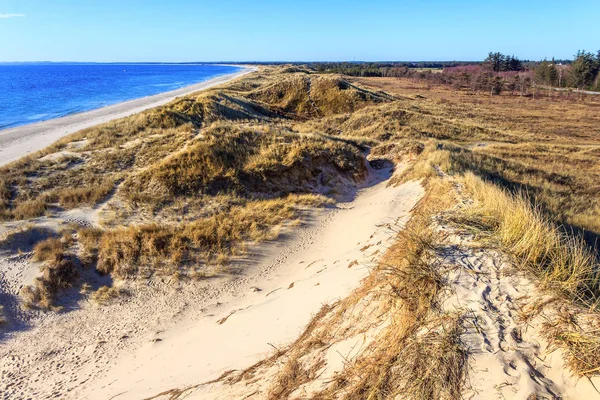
left=1, top=0, right=598, bottom=62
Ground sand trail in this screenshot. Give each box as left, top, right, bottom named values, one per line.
left=0, top=165, right=424, bottom=399
left=76, top=170, right=424, bottom=399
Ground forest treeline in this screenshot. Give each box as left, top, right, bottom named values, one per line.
left=309, top=50, right=600, bottom=95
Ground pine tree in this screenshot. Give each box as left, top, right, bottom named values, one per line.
left=570, top=50, right=598, bottom=89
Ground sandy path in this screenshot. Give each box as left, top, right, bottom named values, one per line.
left=0, top=167, right=424, bottom=399
left=440, top=227, right=600, bottom=399
left=0, top=66, right=255, bottom=167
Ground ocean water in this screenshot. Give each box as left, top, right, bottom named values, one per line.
left=0, top=63, right=242, bottom=130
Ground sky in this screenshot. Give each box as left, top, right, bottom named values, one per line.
left=0, top=0, right=599, bottom=62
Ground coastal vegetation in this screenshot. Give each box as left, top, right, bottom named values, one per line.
left=2, top=64, right=600, bottom=388
left=312, top=49, right=600, bottom=95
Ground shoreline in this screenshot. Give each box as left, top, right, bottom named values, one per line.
left=0, top=65, right=256, bottom=167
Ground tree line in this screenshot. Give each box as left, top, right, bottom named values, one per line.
left=307, top=50, right=600, bottom=95
left=535, top=51, right=600, bottom=90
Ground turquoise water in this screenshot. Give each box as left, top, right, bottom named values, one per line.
left=0, top=63, right=242, bottom=130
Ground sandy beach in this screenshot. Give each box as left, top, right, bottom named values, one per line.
left=0, top=66, right=255, bottom=167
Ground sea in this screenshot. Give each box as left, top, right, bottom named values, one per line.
left=0, top=63, right=242, bottom=130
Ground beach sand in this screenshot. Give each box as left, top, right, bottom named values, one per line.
left=0, top=161, right=425, bottom=399
left=0, top=66, right=255, bottom=167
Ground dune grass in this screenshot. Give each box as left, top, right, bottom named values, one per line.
left=397, top=143, right=600, bottom=376
left=348, top=76, right=600, bottom=238
left=95, top=194, right=327, bottom=280
left=248, top=74, right=392, bottom=119
left=460, top=172, right=599, bottom=305
left=329, top=184, right=465, bottom=400
left=90, top=286, right=127, bottom=305
left=214, top=178, right=467, bottom=399
left=21, top=237, right=78, bottom=309
left=121, top=123, right=366, bottom=209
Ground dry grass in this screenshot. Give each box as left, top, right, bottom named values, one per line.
left=349, top=76, right=600, bottom=237
left=248, top=74, right=392, bottom=119
left=121, top=123, right=366, bottom=208
left=439, top=144, right=600, bottom=235
left=90, top=286, right=127, bottom=305
left=21, top=237, right=78, bottom=309
left=459, top=172, right=599, bottom=306
left=351, top=76, right=600, bottom=145
left=77, top=227, right=103, bottom=266
left=212, top=179, right=467, bottom=399
left=400, top=145, right=600, bottom=376
left=56, top=178, right=115, bottom=208
left=32, top=237, right=64, bottom=262
left=12, top=199, right=47, bottom=220
left=400, top=146, right=599, bottom=309
left=322, top=181, right=465, bottom=400
left=95, top=195, right=327, bottom=280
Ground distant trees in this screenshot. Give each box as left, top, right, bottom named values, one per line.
left=310, top=61, right=476, bottom=77
left=569, top=50, right=600, bottom=90
left=483, top=52, right=523, bottom=72
left=309, top=49, right=600, bottom=96
left=534, top=59, right=559, bottom=86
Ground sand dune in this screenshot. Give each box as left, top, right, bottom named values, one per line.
left=0, top=163, right=424, bottom=399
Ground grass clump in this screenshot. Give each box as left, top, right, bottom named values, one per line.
left=90, top=286, right=127, bottom=305
left=21, top=237, right=78, bottom=309
left=57, top=178, right=115, bottom=208
left=78, top=227, right=104, bottom=266
left=32, top=237, right=64, bottom=262
left=12, top=199, right=47, bottom=220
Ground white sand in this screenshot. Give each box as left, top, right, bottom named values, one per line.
left=0, top=165, right=425, bottom=399
left=76, top=173, right=424, bottom=399
left=440, top=234, right=600, bottom=399
left=176, top=193, right=600, bottom=400
left=0, top=66, right=255, bottom=167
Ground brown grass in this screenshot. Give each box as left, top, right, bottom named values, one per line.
left=348, top=76, right=600, bottom=237
left=95, top=195, right=326, bottom=280
left=248, top=74, right=392, bottom=119
left=32, top=237, right=64, bottom=262
left=208, top=179, right=467, bottom=399
left=401, top=145, right=600, bottom=376
left=90, top=286, right=127, bottom=305
left=460, top=172, right=599, bottom=305
left=57, top=178, right=115, bottom=208
left=77, top=227, right=103, bottom=266
left=12, top=198, right=47, bottom=220
left=22, top=237, right=77, bottom=309
left=121, top=123, right=366, bottom=208
left=321, top=181, right=465, bottom=400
